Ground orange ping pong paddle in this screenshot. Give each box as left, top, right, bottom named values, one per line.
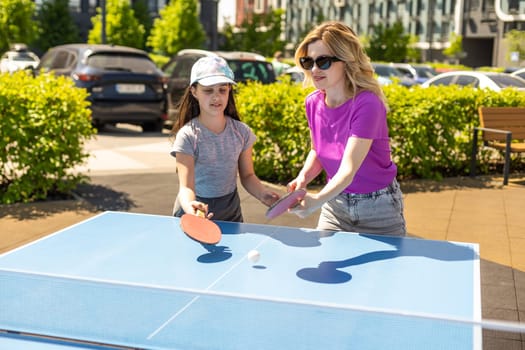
left=180, top=210, right=221, bottom=244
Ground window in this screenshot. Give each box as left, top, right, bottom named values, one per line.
left=232, top=61, right=273, bottom=84
left=254, top=0, right=264, bottom=13
left=87, top=54, right=158, bottom=74
left=492, top=75, right=525, bottom=88
left=163, top=56, right=199, bottom=79
left=432, top=76, right=454, bottom=85
left=52, top=51, right=73, bottom=69
left=456, top=75, right=479, bottom=87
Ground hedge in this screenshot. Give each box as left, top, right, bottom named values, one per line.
left=2, top=73, right=524, bottom=204
left=0, top=71, right=95, bottom=204
left=237, top=80, right=525, bottom=183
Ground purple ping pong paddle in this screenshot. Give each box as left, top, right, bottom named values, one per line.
left=265, top=189, right=307, bottom=219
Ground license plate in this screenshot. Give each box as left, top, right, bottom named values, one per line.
left=116, top=84, right=145, bottom=94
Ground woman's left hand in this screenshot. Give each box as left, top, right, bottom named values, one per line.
left=289, top=193, right=322, bottom=218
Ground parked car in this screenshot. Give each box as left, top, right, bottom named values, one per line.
left=372, top=62, right=417, bottom=87
left=390, top=63, right=437, bottom=84
left=283, top=65, right=304, bottom=83
left=35, top=44, right=168, bottom=132
left=162, top=49, right=277, bottom=126
left=421, top=71, right=525, bottom=92
left=510, top=67, right=525, bottom=80
left=0, top=43, right=40, bottom=73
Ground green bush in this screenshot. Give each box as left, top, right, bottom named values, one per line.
left=3, top=73, right=523, bottom=204
left=236, top=81, right=525, bottom=184
left=149, top=53, right=170, bottom=69
left=236, top=80, right=314, bottom=183
left=0, top=71, right=96, bottom=204
left=386, top=84, right=525, bottom=180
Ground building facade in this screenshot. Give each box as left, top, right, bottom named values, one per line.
left=32, top=0, right=524, bottom=67
left=239, top=0, right=525, bottom=68
left=32, top=0, right=167, bottom=45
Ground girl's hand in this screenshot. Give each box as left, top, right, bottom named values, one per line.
left=189, top=201, right=213, bottom=219
left=260, top=190, right=280, bottom=207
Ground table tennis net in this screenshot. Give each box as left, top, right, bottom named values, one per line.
left=1, top=269, right=523, bottom=350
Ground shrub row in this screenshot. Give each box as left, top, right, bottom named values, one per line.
left=1, top=73, right=524, bottom=204
left=0, top=71, right=95, bottom=204
left=386, top=83, right=525, bottom=180
left=237, top=80, right=525, bottom=183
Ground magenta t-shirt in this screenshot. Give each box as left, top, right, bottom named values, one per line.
left=305, top=90, right=397, bottom=194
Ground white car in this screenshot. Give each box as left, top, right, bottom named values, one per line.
left=0, top=49, right=40, bottom=73
left=421, top=71, right=525, bottom=91
left=283, top=65, right=304, bottom=83
left=510, top=67, right=525, bottom=81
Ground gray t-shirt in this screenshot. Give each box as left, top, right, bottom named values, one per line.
left=171, top=117, right=256, bottom=198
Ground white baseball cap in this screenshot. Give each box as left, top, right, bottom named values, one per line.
left=190, top=56, right=236, bottom=86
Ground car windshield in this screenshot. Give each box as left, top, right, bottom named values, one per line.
left=414, top=66, right=436, bottom=78
left=227, top=60, right=274, bottom=84
left=87, top=53, right=158, bottom=74
left=12, top=53, right=37, bottom=62
left=374, top=65, right=403, bottom=77
left=163, top=56, right=197, bottom=79
left=490, top=74, right=525, bottom=88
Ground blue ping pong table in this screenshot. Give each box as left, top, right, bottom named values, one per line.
left=0, top=211, right=481, bottom=350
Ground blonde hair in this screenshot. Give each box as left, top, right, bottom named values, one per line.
left=294, top=21, right=387, bottom=107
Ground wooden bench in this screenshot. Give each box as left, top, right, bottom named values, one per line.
left=470, top=106, right=525, bottom=185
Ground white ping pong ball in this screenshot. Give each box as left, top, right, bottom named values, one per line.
left=247, top=250, right=260, bottom=264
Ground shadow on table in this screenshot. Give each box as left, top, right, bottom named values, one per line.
left=297, top=234, right=479, bottom=284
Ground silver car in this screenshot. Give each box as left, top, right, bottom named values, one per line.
left=421, top=71, right=525, bottom=92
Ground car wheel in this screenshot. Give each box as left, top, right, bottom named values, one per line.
left=142, top=120, right=163, bottom=133
left=92, top=121, right=106, bottom=132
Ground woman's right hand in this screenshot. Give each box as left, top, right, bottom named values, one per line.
left=287, top=175, right=307, bottom=193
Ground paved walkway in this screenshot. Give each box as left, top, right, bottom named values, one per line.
left=0, top=129, right=523, bottom=349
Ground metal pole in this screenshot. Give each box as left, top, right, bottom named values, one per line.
left=427, top=0, right=434, bottom=62
left=101, top=0, right=107, bottom=44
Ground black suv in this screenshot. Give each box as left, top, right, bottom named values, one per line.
left=36, top=44, right=168, bottom=132
left=162, top=49, right=276, bottom=126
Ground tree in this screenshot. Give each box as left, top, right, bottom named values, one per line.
left=88, top=0, right=144, bottom=48
left=132, top=0, right=152, bottom=50
left=367, top=21, right=410, bottom=62
left=505, top=29, right=525, bottom=65
left=147, top=0, right=206, bottom=56
left=0, top=0, right=38, bottom=53
left=443, top=32, right=466, bottom=63
left=34, top=0, right=80, bottom=53
left=219, top=9, right=285, bottom=57
left=406, top=34, right=421, bottom=62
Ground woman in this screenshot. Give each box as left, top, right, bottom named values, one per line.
left=288, top=21, right=406, bottom=236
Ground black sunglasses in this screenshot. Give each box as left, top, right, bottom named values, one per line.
left=299, top=55, right=342, bottom=70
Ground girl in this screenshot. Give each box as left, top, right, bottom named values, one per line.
left=170, top=56, right=278, bottom=221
